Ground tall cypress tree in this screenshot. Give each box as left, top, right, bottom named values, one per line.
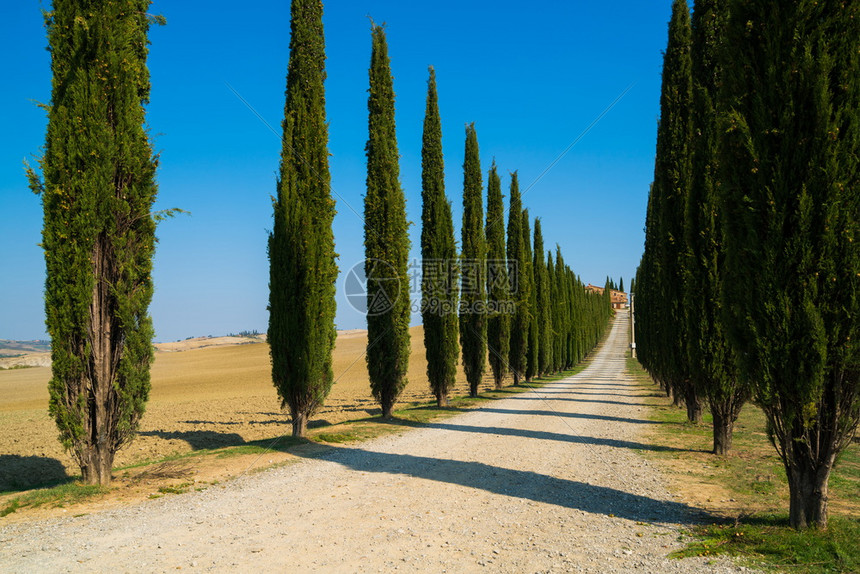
left=460, top=123, right=486, bottom=398
left=364, top=23, right=411, bottom=418
left=639, top=0, right=699, bottom=420
left=30, top=1, right=160, bottom=485
left=533, top=218, right=552, bottom=376
left=268, top=0, right=337, bottom=438
left=485, top=161, right=510, bottom=390
left=719, top=0, right=860, bottom=529
left=507, top=172, right=529, bottom=385
left=546, top=252, right=559, bottom=372
left=523, top=211, right=538, bottom=383
left=554, top=248, right=568, bottom=370
left=686, top=0, right=748, bottom=455
left=420, top=67, right=459, bottom=407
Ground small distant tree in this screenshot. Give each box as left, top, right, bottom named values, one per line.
left=268, top=0, right=338, bottom=438
left=420, top=67, right=459, bottom=407
left=364, top=23, right=411, bottom=418
left=459, top=123, right=486, bottom=398
left=31, top=1, right=162, bottom=485
left=485, top=161, right=510, bottom=390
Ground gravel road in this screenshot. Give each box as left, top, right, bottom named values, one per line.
left=0, top=311, right=757, bottom=573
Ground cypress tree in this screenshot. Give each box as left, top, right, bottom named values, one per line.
left=364, top=23, right=411, bottom=418
left=507, top=172, right=529, bottom=385
left=485, top=161, right=510, bottom=390
left=268, top=0, right=338, bottom=438
left=29, top=1, right=160, bottom=485
left=719, top=0, right=860, bottom=529
left=523, top=211, right=538, bottom=383
left=533, top=219, right=552, bottom=376
left=686, top=0, right=748, bottom=455
left=420, top=66, right=459, bottom=407
left=546, top=252, right=559, bottom=372
left=554, top=248, right=568, bottom=369
left=639, top=0, right=699, bottom=420
left=619, top=277, right=624, bottom=293
left=459, top=123, right=486, bottom=398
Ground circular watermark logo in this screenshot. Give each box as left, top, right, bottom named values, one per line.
left=344, top=259, right=402, bottom=316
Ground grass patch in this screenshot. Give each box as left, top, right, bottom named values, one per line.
left=156, top=482, right=192, bottom=495
left=0, top=482, right=106, bottom=517
left=627, top=356, right=860, bottom=573
left=675, top=516, right=860, bottom=574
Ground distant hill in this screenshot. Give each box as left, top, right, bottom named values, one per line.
left=0, top=340, right=51, bottom=357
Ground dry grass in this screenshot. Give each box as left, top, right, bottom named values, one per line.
left=0, top=325, right=491, bottom=493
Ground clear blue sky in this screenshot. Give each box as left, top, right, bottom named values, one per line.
left=1, top=1, right=673, bottom=342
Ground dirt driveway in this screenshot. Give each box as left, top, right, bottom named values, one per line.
left=0, top=312, right=754, bottom=573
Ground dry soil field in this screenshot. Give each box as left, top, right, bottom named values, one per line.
left=0, top=326, right=482, bottom=491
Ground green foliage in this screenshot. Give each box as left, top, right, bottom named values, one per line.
left=364, top=23, right=412, bottom=418
left=523, top=211, right=538, bottom=382
left=30, top=0, right=159, bottom=485
left=685, top=0, right=748, bottom=455
left=459, top=123, right=486, bottom=398
left=268, top=0, right=338, bottom=438
left=506, top=175, right=529, bottom=385
left=533, top=220, right=551, bottom=377
left=635, top=0, right=698, bottom=422
left=420, top=67, right=459, bottom=407
left=718, top=0, right=860, bottom=528
left=485, top=161, right=510, bottom=390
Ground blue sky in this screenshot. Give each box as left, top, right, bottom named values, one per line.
left=1, top=1, right=673, bottom=342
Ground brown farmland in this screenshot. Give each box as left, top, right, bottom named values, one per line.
left=0, top=326, right=485, bottom=491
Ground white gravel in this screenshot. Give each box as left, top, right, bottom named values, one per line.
left=0, top=311, right=759, bottom=573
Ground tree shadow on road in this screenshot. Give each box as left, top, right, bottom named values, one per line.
left=409, top=421, right=703, bottom=453
left=292, top=445, right=712, bottom=525
left=473, top=407, right=662, bottom=425
left=509, top=396, right=652, bottom=407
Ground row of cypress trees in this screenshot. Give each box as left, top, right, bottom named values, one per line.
left=418, top=60, right=615, bottom=408
left=636, top=0, right=859, bottom=529
left=33, top=0, right=613, bottom=486
left=352, top=22, right=615, bottom=414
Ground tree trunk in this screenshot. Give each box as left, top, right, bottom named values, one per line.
left=291, top=410, right=307, bottom=438
left=710, top=397, right=744, bottom=455
left=671, top=386, right=682, bottom=407
left=786, top=460, right=831, bottom=529
left=513, top=371, right=521, bottom=387
left=711, top=410, right=733, bottom=455
left=82, top=235, right=118, bottom=486
left=436, top=394, right=449, bottom=407
left=81, top=443, right=114, bottom=485
left=381, top=401, right=394, bottom=419
left=684, top=383, right=703, bottom=424
left=469, top=382, right=479, bottom=398
left=494, top=372, right=503, bottom=391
